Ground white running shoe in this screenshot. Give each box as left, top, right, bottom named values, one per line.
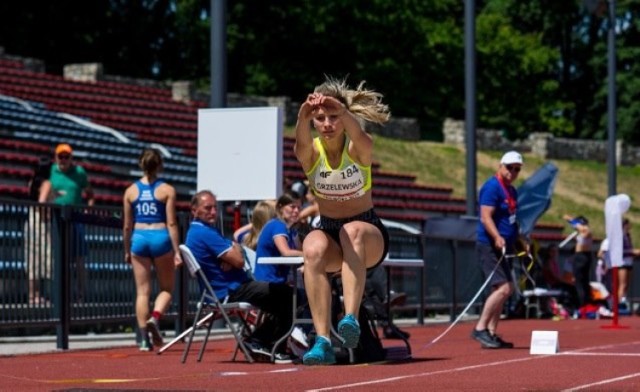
left=598, top=306, right=613, bottom=318
left=291, top=326, right=309, bottom=348
left=146, top=317, right=164, bottom=347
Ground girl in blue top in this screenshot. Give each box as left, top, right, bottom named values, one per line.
left=254, top=193, right=303, bottom=284
left=123, top=148, right=182, bottom=351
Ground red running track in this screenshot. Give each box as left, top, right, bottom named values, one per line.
left=1, top=317, right=639, bottom=391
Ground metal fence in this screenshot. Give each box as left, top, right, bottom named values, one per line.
left=4, top=198, right=633, bottom=349
left=0, top=199, right=198, bottom=348
left=0, top=197, right=480, bottom=346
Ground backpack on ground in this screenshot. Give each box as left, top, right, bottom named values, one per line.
left=332, top=300, right=386, bottom=364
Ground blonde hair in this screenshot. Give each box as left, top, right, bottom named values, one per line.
left=242, top=200, right=276, bottom=250
left=314, top=76, right=391, bottom=125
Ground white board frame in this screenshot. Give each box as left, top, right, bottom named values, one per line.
left=197, top=107, right=283, bottom=201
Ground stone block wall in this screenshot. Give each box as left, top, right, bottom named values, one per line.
left=442, top=118, right=530, bottom=152
left=443, top=118, right=640, bottom=166
left=64, top=62, right=169, bottom=89
left=0, top=47, right=44, bottom=73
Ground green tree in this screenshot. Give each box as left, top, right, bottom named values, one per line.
left=602, top=0, right=640, bottom=145
left=0, top=0, right=179, bottom=79
left=478, top=0, right=583, bottom=139
left=225, top=0, right=465, bottom=138
left=3, top=0, right=640, bottom=145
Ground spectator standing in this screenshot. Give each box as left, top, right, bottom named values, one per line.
left=49, top=143, right=94, bottom=301
left=563, top=214, right=594, bottom=310
left=471, top=151, right=524, bottom=349
left=619, top=219, right=640, bottom=311
left=294, top=77, right=390, bottom=365
left=185, top=190, right=295, bottom=363
left=24, top=156, right=53, bottom=305
left=123, top=148, right=182, bottom=351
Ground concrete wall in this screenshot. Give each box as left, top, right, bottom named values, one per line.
left=443, top=118, right=640, bottom=166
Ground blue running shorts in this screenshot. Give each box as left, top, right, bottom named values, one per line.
left=131, top=228, right=172, bottom=258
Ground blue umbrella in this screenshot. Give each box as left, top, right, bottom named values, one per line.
left=517, top=162, right=559, bottom=237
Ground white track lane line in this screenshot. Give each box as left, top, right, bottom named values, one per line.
left=561, top=372, right=640, bottom=391
left=305, top=341, right=640, bottom=392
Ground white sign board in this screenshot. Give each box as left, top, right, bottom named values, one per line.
left=530, top=330, right=559, bottom=355
left=197, top=107, right=283, bottom=201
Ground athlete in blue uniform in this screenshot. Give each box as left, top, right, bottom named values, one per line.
left=123, top=148, right=182, bottom=351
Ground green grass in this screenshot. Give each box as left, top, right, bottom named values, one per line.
left=284, top=127, right=640, bottom=240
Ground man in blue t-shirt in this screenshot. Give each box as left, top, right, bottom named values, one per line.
left=185, top=190, right=295, bottom=363
left=471, top=151, right=524, bottom=349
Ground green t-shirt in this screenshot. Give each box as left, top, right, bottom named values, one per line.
left=50, top=164, right=89, bottom=205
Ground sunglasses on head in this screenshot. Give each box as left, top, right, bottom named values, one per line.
left=505, top=164, right=521, bottom=173
left=57, top=154, right=71, bottom=160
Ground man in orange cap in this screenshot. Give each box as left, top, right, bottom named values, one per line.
left=50, top=143, right=94, bottom=301
left=51, top=144, right=94, bottom=206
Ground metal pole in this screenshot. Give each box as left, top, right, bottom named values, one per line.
left=465, top=0, right=477, bottom=215
left=607, top=0, right=617, bottom=196
left=450, top=240, right=458, bottom=323
left=210, top=0, right=227, bottom=108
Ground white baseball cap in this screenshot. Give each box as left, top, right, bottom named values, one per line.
left=500, top=151, right=523, bottom=165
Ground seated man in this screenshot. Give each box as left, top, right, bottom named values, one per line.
left=185, top=190, right=295, bottom=363
left=538, top=243, right=580, bottom=316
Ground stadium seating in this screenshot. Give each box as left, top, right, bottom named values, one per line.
left=0, top=52, right=566, bottom=238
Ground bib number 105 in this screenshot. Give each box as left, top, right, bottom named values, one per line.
left=136, top=202, right=158, bottom=216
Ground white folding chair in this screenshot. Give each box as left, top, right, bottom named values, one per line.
left=511, top=254, right=563, bottom=319
left=158, top=244, right=256, bottom=363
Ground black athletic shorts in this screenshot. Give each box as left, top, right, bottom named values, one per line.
left=476, top=242, right=513, bottom=287
left=316, top=208, right=389, bottom=270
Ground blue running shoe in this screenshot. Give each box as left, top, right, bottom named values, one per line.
left=302, top=336, right=336, bottom=366
left=337, top=314, right=360, bottom=349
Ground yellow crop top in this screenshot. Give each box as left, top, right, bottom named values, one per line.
left=305, top=137, right=372, bottom=201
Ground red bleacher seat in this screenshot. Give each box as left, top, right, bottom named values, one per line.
left=19, top=94, right=197, bottom=123
left=0, top=54, right=477, bottom=230
left=0, top=58, right=24, bottom=69
left=0, top=184, right=28, bottom=198
left=0, top=139, right=51, bottom=154
left=0, top=165, right=32, bottom=179
left=0, top=151, right=40, bottom=166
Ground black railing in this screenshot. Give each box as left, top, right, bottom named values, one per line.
left=7, top=198, right=622, bottom=349
left=0, top=199, right=201, bottom=348
left=0, top=197, right=481, bottom=348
